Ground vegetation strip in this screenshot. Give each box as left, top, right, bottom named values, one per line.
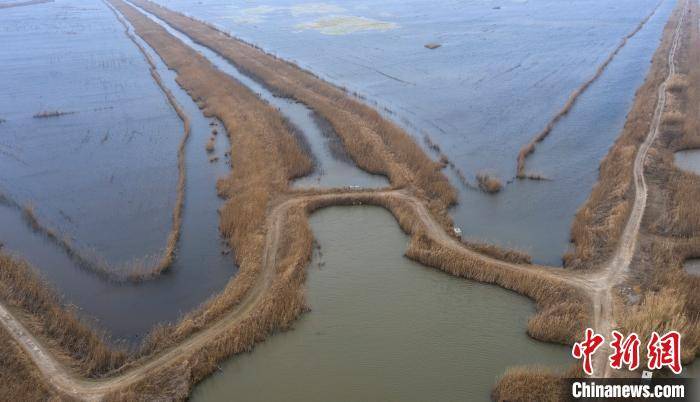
left=6, top=2, right=193, bottom=283
left=0, top=0, right=53, bottom=10
left=0, top=0, right=697, bottom=400
left=515, top=0, right=665, bottom=179
left=128, top=0, right=457, bottom=223
left=497, top=1, right=700, bottom=396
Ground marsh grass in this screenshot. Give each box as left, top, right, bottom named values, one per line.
left=492, top=365, right=582, bottom=402
left=0, top=325, right=58, bottom=400
left=0, top=253, right=126, bottom=377
left=461, top=238, right=532, bottom=264
left=130, top=0, right=456, bottom=218
left=32, top=110, right=74, bottom=119
left=667, top=73, right=688, bottom=93
left=476, top=172, right=503, bottom=194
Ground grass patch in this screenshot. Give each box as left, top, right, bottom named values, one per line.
left=476, top=172, right=503, bottom=193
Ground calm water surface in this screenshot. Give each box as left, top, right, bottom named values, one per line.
left=192, top=206, right=570, bottom=401
left=0, top=0, right=235, bottom=343
left=154, top=0, right=675, bottom=265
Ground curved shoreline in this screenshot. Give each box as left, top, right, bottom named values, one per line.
left=0, top=0, right=696, bottom=399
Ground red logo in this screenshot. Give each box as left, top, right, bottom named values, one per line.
left=647, top=331, right=682, bottom=374
left=572, top=328, right=605, bottom=375
left=609, top=330, right=640, bottom=371
left=572, top=329, right=683, bottom=375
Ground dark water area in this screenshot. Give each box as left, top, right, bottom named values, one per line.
left=0, top=0, right=234, bottom=343
left=153, top=0, right=675, bottom=265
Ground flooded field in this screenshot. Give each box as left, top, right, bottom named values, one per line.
left=192, top=206, right=569, bottom=401
left=0, top=0, right=235, bottom=342
left=126, top=0, right=387, bottom=189
left=0, top=0, right=697, bottom=399
left=153, top=0, right=674, bottom=265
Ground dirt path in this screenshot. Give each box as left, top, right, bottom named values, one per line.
left=0, top=0, right=688, bottom=398
left=591, top=0, right=688, bottom=378
left=0, top=188, right=596, bottom=400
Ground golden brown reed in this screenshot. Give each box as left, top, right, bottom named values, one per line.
left=107, top=0, right=313, bottom=360
left=563, top=0, right=684, bottom=270
left=476, top=171, right=503, bottom=194
left=130, top=0, right=456, bottom=218
left=0, top=253, right=126, bottom=377
left=0, top=325, right=61, bottom=401
left=460, top=239, right=532, bottom=265
left=492, top=365, right=583, bottom=402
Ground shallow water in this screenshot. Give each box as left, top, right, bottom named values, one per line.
left=0, top=0, right=179, bottom=266
left=153, top=0, right=675, bottom=265
left=0, top=0, right=235, bottom=343
left=128, top=0, right=388, bottom=189
left=674, top=149, right=700, bottom=175
left=191, top=206, right=570, bottom=401
left=683, top=259, right=700, bottom=276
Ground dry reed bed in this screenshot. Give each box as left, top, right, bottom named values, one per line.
left=0, top=253, right=126, bottom=377
left=496, top=1, right=698, bottom=395
left=627, top=0, right=700, bottom=363
left=106, top=190, right=589, bottom=399
left=492, top=365, right=582, bottom=402
left=129, top=0, right=456, bottom=221
left=0, top=324, right=60, bottom=401
left=106, top=0, right=312, bottom=361
left=563, top=1, right=683, bottom=270
left=515, top=0, right=664, bottom=179
left=476, top=172, right=503, bottom=194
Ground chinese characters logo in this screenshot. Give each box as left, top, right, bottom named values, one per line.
left=571, top=328, right=682, bottom=376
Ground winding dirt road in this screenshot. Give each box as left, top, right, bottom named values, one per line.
left=592, top=0, right=688, bottom=377
left=0, top=0, right=689, bottom=399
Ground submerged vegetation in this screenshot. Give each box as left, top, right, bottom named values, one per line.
left=0, top=0, right=698, bottom=400
left=476, top=172, right=503, bottom=194
left=515, top=0, right=664, bottom=179
left=32, top=110, right=74, bottom=118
